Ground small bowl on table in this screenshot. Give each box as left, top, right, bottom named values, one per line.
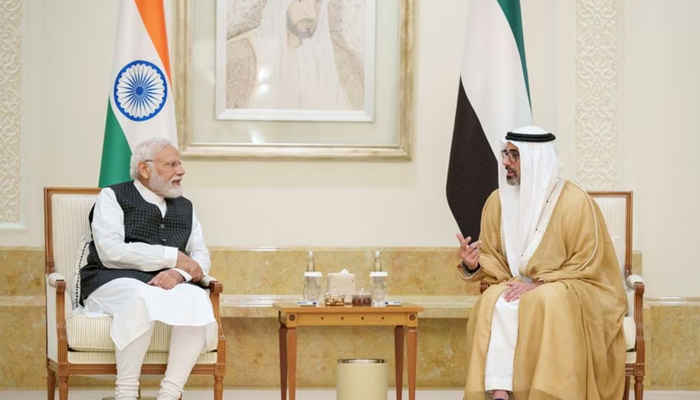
left=324, top=290, right=346, bottom=307
left=351, top=290, right=372, bottom=307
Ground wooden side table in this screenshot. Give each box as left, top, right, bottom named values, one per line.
left=274, top=303, right=424, bottom=400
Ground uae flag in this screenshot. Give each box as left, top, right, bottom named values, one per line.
left=99, top=0, right=178, bottom=188
left=446, top=0, right=532, bottom=239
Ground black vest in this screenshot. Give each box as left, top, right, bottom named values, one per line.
left=80, top=181, right=194, bottom=301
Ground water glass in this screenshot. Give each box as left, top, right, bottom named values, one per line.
left=370, top=273, right=388, bottom=307
left=303, top=272, right=322, bottom=302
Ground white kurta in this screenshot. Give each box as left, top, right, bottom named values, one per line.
left=82, top=181, right=216, bottom=351
left=91, top=180, right=211, bottom=279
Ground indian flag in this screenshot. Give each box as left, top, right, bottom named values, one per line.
left=446, top=0, right=532, bottom=239
left=99, top=0, right=177, bottom=188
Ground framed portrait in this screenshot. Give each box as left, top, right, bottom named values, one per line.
left=216, top=0, right=376, bottom=122
left=174, top=0, right=414, bottom=159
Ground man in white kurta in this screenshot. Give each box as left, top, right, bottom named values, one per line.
left=80, top=138, right=216, bottom=400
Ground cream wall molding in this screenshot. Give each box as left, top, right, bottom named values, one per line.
left=575, top=0, right=620, bottom=190
left=645, top=297, right=700, bottom=307
left=0, top=294, right=477, bottom=318
left=8, top=294, right=700, bottom=316
left=0, top=0, right=23, bottom=229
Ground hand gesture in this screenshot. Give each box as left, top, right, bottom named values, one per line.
left=177, top=251, right=204, bottom=282
left=456, top=233, right=481, bottom=270
left=148, top=269, right=185, bottom=290
left=503, top=281, right=541, bottom=302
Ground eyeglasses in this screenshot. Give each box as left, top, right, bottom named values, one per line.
left=144, top=160, right=183, bottom=170
left=500, top=150, right=520, bottom=163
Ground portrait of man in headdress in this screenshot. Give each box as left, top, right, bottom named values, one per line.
left=222, top=0, right=373, bottom=119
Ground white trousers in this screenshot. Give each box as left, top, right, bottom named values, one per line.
left=484, top=295, right=520, bottom=392
left=83, top=279, right=216, bottom=400
left=115, top=323, right=206, bottom=400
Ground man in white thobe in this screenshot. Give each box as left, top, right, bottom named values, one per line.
left=458, top=126, right=563, bottom=400
left=455, top=126, right=627, bottom=400
left=80, top=138, right=215, bottom=400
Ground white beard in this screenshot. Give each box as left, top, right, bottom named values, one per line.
left=149, top=173, right=183, bottom=198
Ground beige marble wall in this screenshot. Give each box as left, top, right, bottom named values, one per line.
left=646, top=302, right=700, bottom=390
left=0, top=306, right=46, bottom=388
left=208, top=247, right=479, bottom=297
left=1, top=247, right=697, bottom=391
left=0, top=248, right=44, bottom=296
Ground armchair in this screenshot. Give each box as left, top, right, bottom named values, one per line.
left=588, top=191, right=644, bottom=400
left=44, top=187, right=226, bottom=400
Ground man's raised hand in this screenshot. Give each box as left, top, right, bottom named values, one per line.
left=456, top=233, right=481, bottom=270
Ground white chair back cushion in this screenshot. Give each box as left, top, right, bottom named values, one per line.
left=589, top=194, right=633, bottom=315
left=50, top=193, right=98, bottom=309
left=590, top=196, right=628, bottom=276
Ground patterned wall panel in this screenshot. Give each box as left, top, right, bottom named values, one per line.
left=0, top=0, right=22, bottom=226
left=576, top=0, right=620, bottom=190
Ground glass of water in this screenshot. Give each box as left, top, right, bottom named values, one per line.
left=370, top=272, right=388, bottom=307
left=303, top=272, right=322, bottom=302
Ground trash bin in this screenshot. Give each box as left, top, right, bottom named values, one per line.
left=336, top=358, right=388, bottom=400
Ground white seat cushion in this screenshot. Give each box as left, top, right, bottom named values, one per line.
left=68, top=350, right=217, bottom=364
left=623, top=316, right=636, bottom=351
left=66, top=313, right=218, bottom=353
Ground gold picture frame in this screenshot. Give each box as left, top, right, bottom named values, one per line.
left=173, top=0, right=414, bottom=160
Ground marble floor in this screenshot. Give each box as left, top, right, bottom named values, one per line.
left=1, top=389, right=454, bottom=400
left=1, top=390, right=698, bottom=400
